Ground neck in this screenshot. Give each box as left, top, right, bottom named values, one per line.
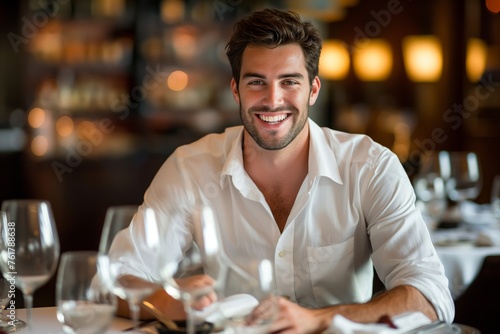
left=242, top=123, right=310, bottom=174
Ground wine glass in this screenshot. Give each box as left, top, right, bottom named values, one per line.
left=413, top=173, right=447, bottom=230
left=160, top=239, right=215, bottom=334
left=0, top=200, right=60, bottom=331
left=443, top=151, right=482, bottom=205
left=98, top=205, right=160, bottom=332
left=0, top=272, right=27, bottom=332
left=56, top=251, right=116, bottom=334
left=192, top=205, right=278, bottom=333
left=214, top=257, right=277, bottom=333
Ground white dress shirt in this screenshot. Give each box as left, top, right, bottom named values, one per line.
left=109, top=118, right=454, bottom=323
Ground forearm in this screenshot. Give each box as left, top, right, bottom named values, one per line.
left=271, top=285, right=438, bottom=334
left=312, top=285, right=438, bottom=331
left=332, top=285, right=437, bottom=322
left=116, top=288, right=187, bottom=320
left=112, top=275, right=187, bottom=320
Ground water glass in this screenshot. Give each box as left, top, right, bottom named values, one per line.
left=56, top=251, right=116, bottom=334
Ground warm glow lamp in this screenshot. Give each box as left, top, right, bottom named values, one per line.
left=319, top=40, right=350, bottom=80
left=402, top=35, right=443, bottom=82
left=466, top=38, right=488, bottom=82
left=353, top=39, right=392, bottom=81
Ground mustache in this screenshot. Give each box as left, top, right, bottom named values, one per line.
left=248, top=105, right=298, bottom=113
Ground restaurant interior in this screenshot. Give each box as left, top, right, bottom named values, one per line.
left=0, top=0, right=499, bottom=330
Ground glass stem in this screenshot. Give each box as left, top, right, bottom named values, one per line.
left=129, top=301, right=141, bottom=332
left=184, top=297, right=195, bottom=334
left=23, top=292, right=33, bottom=331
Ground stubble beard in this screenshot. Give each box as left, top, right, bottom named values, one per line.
left=239, top=100, right=309, bottom=151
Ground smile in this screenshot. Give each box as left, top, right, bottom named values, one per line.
left=257, top=114, right=290, bottom=124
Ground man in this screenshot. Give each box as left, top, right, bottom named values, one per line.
left=110, top=8, right=454, bottom=333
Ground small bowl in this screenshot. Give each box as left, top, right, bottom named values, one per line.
left=156, top=320, right=214, bottom=334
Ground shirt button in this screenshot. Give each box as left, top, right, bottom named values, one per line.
left=282, top=295, right=291, bottom=300
left=278, top=251, right=285, bottom=258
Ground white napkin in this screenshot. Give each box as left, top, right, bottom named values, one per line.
left=194, top=293, right=259, bottom=327
left=327, top=312, right=432, bottom=334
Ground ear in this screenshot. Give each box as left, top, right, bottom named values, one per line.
left=230, top=78, right=240, bottom=104
left=308, top=76, right=321, bottom=106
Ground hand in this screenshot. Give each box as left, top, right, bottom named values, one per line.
left=175, top=274, right=217, bottom=310
left=267, top=297, right=331, bottom=334
left=246, top=295, right=278, bottom=326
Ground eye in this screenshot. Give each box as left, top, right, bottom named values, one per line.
left=248, top=80, right=265, bottom=85
left=283, top=80, right=299, bottom=85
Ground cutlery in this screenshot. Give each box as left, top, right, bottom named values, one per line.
left=141, top=300, right=180, bottom=330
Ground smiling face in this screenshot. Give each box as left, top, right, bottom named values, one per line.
left=231, top=44, right=321, bottom=151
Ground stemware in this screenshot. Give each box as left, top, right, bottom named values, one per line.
left=413, top=173, right=447, bottom=230
left=162, top=206, right=277, bottom=333
left=98, top=205, right=159, bottom=332
left=0, top=200, right=60, bottom=331
left=160, top=242, right=216, bottom=334
left=0, top=272, right=27, bottom=332
left=442, top=151, right=482, bottom=204
left=56, top=251, right=116, bottom=334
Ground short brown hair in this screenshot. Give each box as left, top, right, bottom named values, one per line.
left=225, top=8, right=322, bottom=87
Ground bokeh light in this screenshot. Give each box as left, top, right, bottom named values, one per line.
left=167, top=70, right=189, bottom=91
left=486, top=0, right=500, bottom=13
left=56, top=115, right=74, bottom=137
left=28, top=107, right=46, bottom=129
left=31, top=135, right=49, bottom=156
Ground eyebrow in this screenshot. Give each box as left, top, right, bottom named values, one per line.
left=241, top=72, right=305, bottom=80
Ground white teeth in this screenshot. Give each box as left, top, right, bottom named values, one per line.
left=259, top=114, right=287, bottom=123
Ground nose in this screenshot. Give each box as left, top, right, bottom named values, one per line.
left=262, top=83, right=284, bottom=109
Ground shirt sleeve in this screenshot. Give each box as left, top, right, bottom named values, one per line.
left=361, top=149, right=454, bottom=323
left=107, top=150, right=196, bottom=283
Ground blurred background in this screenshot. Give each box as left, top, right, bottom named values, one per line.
left=0, top=0, right=499, bottom=306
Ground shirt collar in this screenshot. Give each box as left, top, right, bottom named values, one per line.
left=220, top=118, right=343, bottom=186
left=308, top=118, right=343, bottom=185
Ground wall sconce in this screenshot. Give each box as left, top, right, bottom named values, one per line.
left=466, top=38, right=488, bottom=82
left=402, top=35, right=443, bottom=82
left=353, top=39, right=392, bottom=81
left=319, top=40, right=350, bottom=80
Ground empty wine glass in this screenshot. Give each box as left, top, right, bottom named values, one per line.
left=193, top=205, right=278, bottom=333
left=98, top=205, right=160, bottom=332
left=0, top=200, right=60, bottom=332
left=413, top=173, right=447, bottom=230
left=443, top=151, right=482, bottom=204
left=159, top=229, right=215, bottom=334
left=56, top=251, right=116, bottom=334
left=216, top=257, right=277, bottom=333
left=0, top=271, right=27, bottom=332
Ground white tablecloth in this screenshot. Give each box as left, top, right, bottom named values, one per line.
left=432, top=226, right=500, bottom=299
left=14, top=307, right=136, bottom=333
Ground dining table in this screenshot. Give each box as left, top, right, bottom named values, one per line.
left=12, top=306, right=480, bottom=334
left=431, top=217, right=500, bottom=300
left=13, top=307, right=158, bottom=333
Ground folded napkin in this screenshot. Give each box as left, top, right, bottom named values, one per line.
left=328, top=312, right=432, bottom=334
left=194, top=293, right=259, bottom=327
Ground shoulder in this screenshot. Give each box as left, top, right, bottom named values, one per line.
left=318, top=126, right=391, bottom=165
left=173, top=126, right=243, bottom=159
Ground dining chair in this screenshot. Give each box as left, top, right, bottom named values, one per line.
left=453, top=255, right=500, bottom=334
